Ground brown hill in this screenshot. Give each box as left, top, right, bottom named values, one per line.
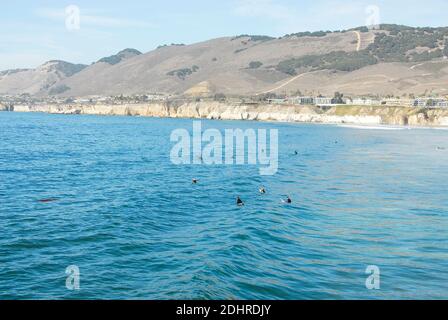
left=0, top=61, right=87, bottom=95
left=47, top=31, right=373, bottom=97
left=2, top=25, right=448, bottom=98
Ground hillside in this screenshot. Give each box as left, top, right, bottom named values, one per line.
left=97, top=48, right=142, bottom=65
left=0, top=61, right=87, bottom=95
left=2, top=24, right=448, bottom=97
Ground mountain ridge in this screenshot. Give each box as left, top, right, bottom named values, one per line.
left=1, top=24, right=448, bottom=97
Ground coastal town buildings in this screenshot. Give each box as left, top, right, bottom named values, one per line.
left=288, top=96, right=315, bottom=105
left=2, top=93, right=448, bottom=109
left=283, top=95, right=448, bottom=108
left=346, top=98, right=382, bottom=106
left=314, top=97, right=334, bottom=106
left=413, top=97, right=448, bottom=107
left=381, top=98, right=415, bottom=107
left=267, top=98, right=287, bottom=104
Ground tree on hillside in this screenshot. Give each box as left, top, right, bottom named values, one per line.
left=249, top=61, right=263, bottom=69
left=332, top=92, right=345, bottom=104
left=214, top=93, right=226, bottom=102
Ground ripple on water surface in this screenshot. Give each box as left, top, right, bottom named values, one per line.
left=0, top=113, right=448, bottom=299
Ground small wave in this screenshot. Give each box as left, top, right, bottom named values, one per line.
left=337, top=124, right=406, bottom=130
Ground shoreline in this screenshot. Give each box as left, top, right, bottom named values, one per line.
left=7, top=111, right=448, bottom=131
left=2, top=102, right=448, bottom=127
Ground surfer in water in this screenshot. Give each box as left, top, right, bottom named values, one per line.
left=237, top=196, right=244, bottom=206
left=192, top=179, right=198, bottom=184
left=282, top=196, right=292, bottom=204
left=259, top=187, right=266, bottom=194
left=38, top=198, right=58, bottom=203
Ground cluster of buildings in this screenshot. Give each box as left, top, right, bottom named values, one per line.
left=0, top=93, right=170, bottom=107
left=0, top=94, right=38, bottom=106
left=69, top=93, right=169, bottom=105
left=267, top=96, right=448, bottom=108
left=3, top=93, right=448, bottom=109
left=348, top=97, right=448, bottom=108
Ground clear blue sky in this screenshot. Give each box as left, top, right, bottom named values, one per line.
left=1, top=0, right=447, bottom=70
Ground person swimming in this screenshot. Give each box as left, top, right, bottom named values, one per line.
left=282, top=196, right=292, bottom=204
left=38, top=198, right=58, bottom=203
left=237, top=196, right=244, bottom=206
left=259, top=187, right=266, bottom=194
left=192, top=179, right=198, bottom=184
left=294, top=151, right=299, bottom=155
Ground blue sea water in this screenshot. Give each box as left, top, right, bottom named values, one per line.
left=0, top=111, right=447, bottom=300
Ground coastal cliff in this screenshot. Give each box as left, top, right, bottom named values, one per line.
left=8, top=102, right=448, bottom=127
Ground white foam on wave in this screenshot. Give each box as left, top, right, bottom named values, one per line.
left=337, top=124, right=407, bottom=131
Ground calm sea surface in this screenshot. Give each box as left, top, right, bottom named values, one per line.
left=0, top=112, right=447, bottom=299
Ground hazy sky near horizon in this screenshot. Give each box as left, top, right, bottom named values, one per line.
left=1, top=0, right=448, bottom=70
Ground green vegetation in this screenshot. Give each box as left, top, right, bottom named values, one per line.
left=157, top=43, right=186, bottom=49
left=99, top=55, right=126, bottom=65
left=332, top=92, right=345, bottom=104
left=0, top=68, right=30, bottom=76
left=283, top=31, right=330, bottom=38
left=276, top=25, right=448, bottom=75
left=234, top=48, right=248, bottom=54
left=411, top=49, right=443, bottom=62
left=232, top=35, right=275, bottom=42
left=57, top=63, right=87, bottom=77
left=248, top=61, right=263, bottom=69
left=98, top=49, right=142, bottom=65
left=276, top=50, right=377, bottom=75
left=368, top=31, right=443, bottom=62
left=167, top=65, right=200, bottom=80
left=45, top=61, right=87, bottom=77
left=350, top=26, right=369, bottom=33
left=48, top=85, right=70, bottom=95
left=214, top=93, right=226, bottom=102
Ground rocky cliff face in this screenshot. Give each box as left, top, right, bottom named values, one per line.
left=8, top=102, right=448, bottom=127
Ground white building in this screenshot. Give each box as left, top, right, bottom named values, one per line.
left=146, top=93, right=168, bottom=101
left=267, top=98, right=287, bottom=104
left=315, top=97, right=334, bottom=106
left=288, top=96, right=315, bottom=105
left=436, top=100, right=448, bottom=107
left=381, top=98, right=414, bottom=107
left=414, top=98, right=427, bottom=107
left=410, top=98, right=448, bottom=108
left=348, top=98, right=382, bottom=106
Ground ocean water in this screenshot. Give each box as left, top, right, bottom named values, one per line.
left=0, top=111, right=447, bottom=300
